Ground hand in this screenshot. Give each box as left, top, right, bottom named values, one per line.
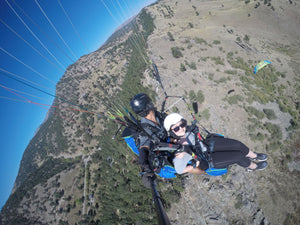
left=143, top=170, right=155, bottom=177
left=190, top=124, right=200, bottom=134
left=175, top=152, right=186, bottom=159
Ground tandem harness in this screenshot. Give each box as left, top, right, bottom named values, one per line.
left=121, top=115, right=178, bottom=179
left=186, top=130, right=228, bottom=176
left=122, top=115, right=227, bottom=177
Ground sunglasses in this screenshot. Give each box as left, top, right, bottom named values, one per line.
left=172, top=121, right=186, bottom=132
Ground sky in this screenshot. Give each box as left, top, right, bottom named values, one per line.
left=0, top=0, right=156, bottom=210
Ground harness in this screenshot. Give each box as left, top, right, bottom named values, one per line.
left=140, top=111, right=167, bottom=138
left=139, top=113, right=176, bottom=173
left=184, top=130, right=228, bottom=176
left=122, top=112, right=179, bottom=178
left=122, top=115, right=228, bottom=177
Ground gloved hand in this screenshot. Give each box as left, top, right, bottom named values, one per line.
left=190, top=123, right=200, bottom=134
left=141, top=171, right=157, bottom=189
left=183, top=145, right=193, bottom=154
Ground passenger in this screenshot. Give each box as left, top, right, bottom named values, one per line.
left=163, top=113, right=268, bottom=174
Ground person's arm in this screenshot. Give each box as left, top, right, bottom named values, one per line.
left=139, top=146, right=151, bottom=171
left=182, top=161, right=205, bottom=175
left=138, top=135, right=152, bottom=170
left=182, top=166, right=205, bottom=175
left=139, top=144, right=158, bottom=188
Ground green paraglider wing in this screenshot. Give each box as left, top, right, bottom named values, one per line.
left=253, top=60, right=271, bottom=74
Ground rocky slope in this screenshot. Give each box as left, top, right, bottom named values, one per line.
left=1, top=0, right=299, bottom=224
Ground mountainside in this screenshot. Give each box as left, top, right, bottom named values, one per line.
left=1, top=0, right=300, bottom=224
left=145, top=0, right=300, bottom=224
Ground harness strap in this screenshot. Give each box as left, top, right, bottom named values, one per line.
left=207, top=140, right=215, bottom=168
left=186, top=132, right=208, bottom=163
left=140, top=112, right=167, bottom=147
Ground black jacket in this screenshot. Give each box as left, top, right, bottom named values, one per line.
left=138, top=111, right=168, bottom=171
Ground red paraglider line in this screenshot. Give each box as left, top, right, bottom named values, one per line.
left=0, top=84, right=93, bottom=131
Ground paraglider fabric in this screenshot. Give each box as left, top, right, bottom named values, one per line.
left=205, top=167, right=228, bottom=176
left=123, top=136, right=177, bottom=178
left=124, top=136, right=139, bottom=155
left=156, top=165, right=177, bottom=178
left=253, top=60, right=271, bottom=74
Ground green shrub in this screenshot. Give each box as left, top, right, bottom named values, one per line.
left=189, top=90, right=197, bottom=101
left=215, top=76, right=231, bottom=84
left=247, top=117, right=264, bottom=130
left=249, top=132, right=265, bottom=142
left=264, top=122, right=282, bottom=140
left=211, top=57, right=224, bottom=65
left=167, top=32, right=175, bottom=41
left=234, top=194, right=243, bottom=209
left=249, top=89, right=270, bottom=104
left=224, top=70, right=238, bottom=75
left=245, top=106, right=265, bottom=119
left=185, top=61, right=197, bottom=70
left=226, top=95, right=244, bottom=105
left=227, top=52, right=234, bottom=58
left=189, top=90, right=205, bottom=104
left=200, top=57, right=208, bottom=62
left=195, top=37, right=207, bottom=45
left=243, top=34, right=250, bottom=42
left=172, top=106, right=179, bottom=113
left=266, top=141, right=282, bottom=151
left=288, top=119, right=300, bottom=131
left=277, top=100, right=288, bottom=113
left=180, top=63, right=186, bottom=72
left=189, top=62, right=197, bottom=70
left=197, top=90, right=205, bottom=104
left=187, top=43, right=193, bottom=49
left=199, top=109, right=210, bottom=120
left=263, top=108, right=277, bottom=120
left=208, top=73, right=214, bottom=80
left=171, top=47, right=184, bottom=58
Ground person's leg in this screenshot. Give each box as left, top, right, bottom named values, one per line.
left=246, top=150, right=257, bottom=158
left=182, top=160, right=206, bottom=175
left=211, top=151, right=247, bottom=168
left=247, top=161, right=268, bottom=171
left=248, top=162, right=257, bottom=169
left=209, top=137, right=249, bottom=154
left=207, top=137, right=268, bottom=170
left=208, top=138, right=250, bottom=168
left=212, top=151, right=268, bottom=170
left=210, top=137, right=267, bottom=160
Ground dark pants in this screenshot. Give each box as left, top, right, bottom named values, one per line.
left=204, top=137, right=251, bottom=169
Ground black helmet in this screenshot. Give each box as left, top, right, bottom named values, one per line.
left=130, top=93, right=155, bottom=117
